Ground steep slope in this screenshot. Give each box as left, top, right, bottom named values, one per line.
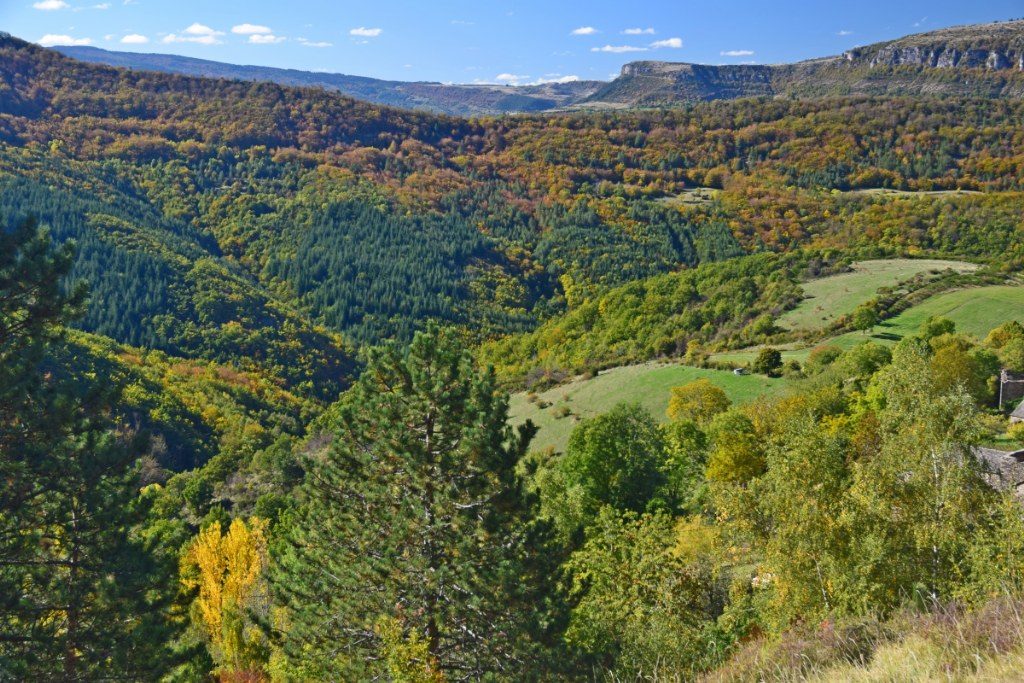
left=54, top=45, right=603, bottom=116
left=584, top=20, right=1024, bottom=107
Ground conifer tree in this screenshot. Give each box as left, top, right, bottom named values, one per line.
left=0, top=218, right=178, bottom=679
left=271, top=326, right=548, bottom=680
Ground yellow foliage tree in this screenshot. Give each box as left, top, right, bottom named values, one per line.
left=181, top=517, right=270, bottom=680
left=667, top=378, right=731, bottom=425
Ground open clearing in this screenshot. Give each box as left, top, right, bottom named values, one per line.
left=845, top=188, right=984, bottom=197
left=509, top=362, right=790, bottom=453
left=779, top=259, right=978, bottom=331
left=656, top=187, right=722, bottom=206
left=510, top=280, right=1023, bottom=454
left=717, top=284, right=1024, bottom=365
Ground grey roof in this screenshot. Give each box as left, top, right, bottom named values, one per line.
left=974, top=446, right=1024, bottom=493
left=1013, top=400, right=1024, bottom=420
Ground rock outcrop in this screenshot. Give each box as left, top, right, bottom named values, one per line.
left=583, top=20, right=1024, bottom=108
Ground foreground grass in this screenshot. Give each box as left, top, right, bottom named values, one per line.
left=778, top=259, right=977, bottom=332
left=705, top=597, right=1024, bottom=683
left=509, top=362, right=790, bottom=453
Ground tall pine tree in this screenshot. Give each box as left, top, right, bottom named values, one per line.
left=271, top=326, right=550, bottom=680
left=0, top=217, right=178, bottom=680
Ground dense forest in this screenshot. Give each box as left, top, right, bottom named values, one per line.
left=2, top=27, right=1024, bottom=680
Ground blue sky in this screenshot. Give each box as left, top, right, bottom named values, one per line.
left=2, top=0, right=1022, bottom=84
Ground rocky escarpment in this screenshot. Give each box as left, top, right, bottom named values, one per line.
left=583, top=19, right=1024, bottom=108
left=844, top=19, right=1024, bottom=71
left=591, top=61, right=774, bottom=104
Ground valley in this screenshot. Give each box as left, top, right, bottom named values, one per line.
left=2, top=12, right=1024, bottom=681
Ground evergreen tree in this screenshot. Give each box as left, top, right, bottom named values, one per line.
left=0, top=218, right=178, bottom=679
left=271, top=326, right=549, bottom=680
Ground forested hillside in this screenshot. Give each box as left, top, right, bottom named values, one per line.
left=3, top=23, right=1024, bottom=681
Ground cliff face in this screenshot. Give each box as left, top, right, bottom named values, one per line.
left=590, top=61, right=774, bottom=104
left=851, top=46, right=1024, bottom=70
left=584, top=20, right=1024, bottom=108
left=845, top=19, right=1024, bottom=71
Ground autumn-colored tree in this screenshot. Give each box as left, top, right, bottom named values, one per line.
left=181, top=517, right=270, bottom=680
left=667, top=378, right=731, bottom=425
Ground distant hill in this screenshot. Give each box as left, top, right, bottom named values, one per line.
left=54, top=45, right=603, bottom=117
left=582, top=20, right=1024, bottom=107
left=53, top=20, right=1024, bottom=113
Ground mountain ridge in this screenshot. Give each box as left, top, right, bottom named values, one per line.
left=45, top=19, right=1024, bottom=113
left=53, top=45, right=603, bottom=117
left=582, top=20, right=1024, bottom=107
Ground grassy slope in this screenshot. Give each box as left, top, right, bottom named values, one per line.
left=779, top=259, right=977, bottom=331
left=509, top=363, right=790, bottom=453
left=718, top=284, right=1024, bottom=365
left=510, top=272, right=1023, bottom=454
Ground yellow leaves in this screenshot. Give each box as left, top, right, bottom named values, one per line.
left=375, top=616, right=446, bottom=683
left=672, top=516, right=722, bottom=564
left=181, top=517, right=269, bottom=676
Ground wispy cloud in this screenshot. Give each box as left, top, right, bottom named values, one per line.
left=163, top=23, right=225, bottom=45
left=249, top=34, right=285, bottom=44
left=38, top=33, right=91, bottom=46
left=350, top=27, right=382, bottom=37
left=836, top=29, right=853, bottom=36
left=651, top=37, right=682, bottom=49
left=591, top=44, right=647, bottom=53
left=571, top=26, right=598, bottom=35
left=297, top=37, right=332, bottom=48
left=721, top=49, right=753, bottom=57
left=537, top=74, right=580, bottom=84
left=231, top=23, right=272, bottom=35
left=488, top=73, right=580, bottom=86
left=33, top=0, right=69, bottom=10
left=913, top=16, right=927, bottom=28
left=120, top=33, right=148, bottom=44
left=623, top=27, right=655, bottom=35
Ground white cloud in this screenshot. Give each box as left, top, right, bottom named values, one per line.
left=836, top=30, right=853, bottom=36
left=163, top=23, right=225, bottom=45
left=571, top=26, right=597, bottom=35
left=232, top=23, right=271, bottom=35
left=651, top=37, right=682, bottom=49
left=184, top=23, right=220, bottom=36
left=591, top=44, right=647, bottom=53
left=249, top=34, right=285, bottom=44
left=297, top=38, right=332, bottom=48
left=37, top=33, right=91, bottom=46
left=33, top=0, right=68, bottom=9
left=535, top=74, right=580, bottom=84
left=720, top=49, right=753, bottom=57
left=495, top=73, right=529, bottom=83
left=349, top=27, right=382, bottom=37
left=485, top=73, right=580, bottom=86
left=91, top=2, right=110, bottom=8
left=623, top=27, right=654, bottom=35
left=121, top=33, right=148, bottom=44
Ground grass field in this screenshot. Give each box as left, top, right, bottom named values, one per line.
left=509, top=363, right=791, bottom=453
left=778, top=259, right=977, bottom=331
left=845, top=188, right=984, bottom=198
left=657, top=187, right=722, bottom=206
left=717, top=284, right=1024, bottom=365
left=509, top=276, right=1023, bottom=454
